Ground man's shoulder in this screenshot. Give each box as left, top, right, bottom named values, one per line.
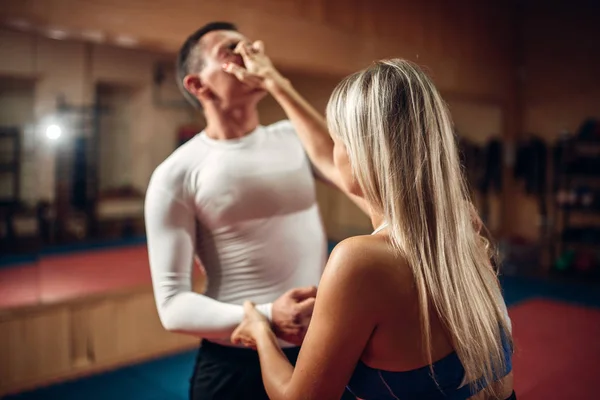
left=149, top=137, right=205, bottom=191
left=264, top=120, right=305, bottom=150
left=148, top=161, right=185, bottom=195
left=265, top=119, right=295, bottom=135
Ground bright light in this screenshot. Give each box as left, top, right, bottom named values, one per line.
left=115, top=35, right=138, bottom=47
left=46, top=124, right=62, bottom=140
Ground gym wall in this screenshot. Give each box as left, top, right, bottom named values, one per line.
left=0, top=29, right=197, bottom=206
left=0, top=76, right=36, bottom=205
left=511, top=0, right=600, bottom=240
left=251, top=0, right=516, bottom=240
left=447, top=100, right=504, bottom=234
left=1, top=0, right=516, bottom=97
left=0, top=0, right=517, bottom=241
left=96, top=84, right=136, bottom=193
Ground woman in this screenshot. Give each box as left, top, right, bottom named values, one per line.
left=231, top=59, right=514, bottom=400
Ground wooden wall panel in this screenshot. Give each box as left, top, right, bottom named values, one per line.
left=114, top=291, right=192, bottom=356
left=70, top=306, right=95, bottom=368
left=0, top=308, right=71, bottom=392
left=0, top=29, right=197, bottom=203
left=0, top=0, right=514, bottom=97
left=92, top=45, right=156, bottom=87
left=0, top=0, right=520, bottom=235
left=0, top=30, right=37, bottom=77
left=522, top=0, right=600, bottom=140
left=512, top=0, right=600, bottom=241
left=72, top=301, right=121, bottom=366
left=0, top=283, right=203, bottom=396
left=447, top=100, right=504, bottom=233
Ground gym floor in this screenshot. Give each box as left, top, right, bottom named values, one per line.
left=3, top=247, right=600, bottom=400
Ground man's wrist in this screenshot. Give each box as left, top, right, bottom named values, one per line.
left=255, top=302, right=273, bottom=322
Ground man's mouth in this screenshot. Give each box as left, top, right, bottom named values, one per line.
left=232, top=55, right=245, bottom=69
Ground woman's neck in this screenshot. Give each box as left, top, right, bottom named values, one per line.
left=370, top=212, right=386, bottom=232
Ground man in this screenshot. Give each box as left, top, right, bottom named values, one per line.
left=145, top=22, right=365, bottom=399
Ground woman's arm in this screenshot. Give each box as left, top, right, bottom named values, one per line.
left=233, top=238, right=383, bottom=400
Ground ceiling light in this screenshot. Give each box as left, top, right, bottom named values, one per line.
left=6, top=19, right=31, bottom=31
left=45, top=124, right=62, bottom=140
left=46, top=28, right=69, bottom=40
left=81, top=30, right=106, bottom=43
left=114, top=35, right=139, bottom=48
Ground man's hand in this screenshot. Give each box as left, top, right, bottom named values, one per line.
left=271, top=286, right=317, bottom=345
left=223, top=40, right=289, bottom=91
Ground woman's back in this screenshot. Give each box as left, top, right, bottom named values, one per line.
left=322, top=58, right=515, bottom=399
left=344, top=232, right=514, bottom=399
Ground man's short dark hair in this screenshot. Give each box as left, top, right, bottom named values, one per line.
left=176, top=22, right=238, bottom=108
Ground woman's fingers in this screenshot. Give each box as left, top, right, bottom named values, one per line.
left=252, top=40, right=265, bottom=54
left=223, top=63, right=263, bottom=87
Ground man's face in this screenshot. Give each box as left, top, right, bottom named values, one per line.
left=194, top=30, right=267, bottom=107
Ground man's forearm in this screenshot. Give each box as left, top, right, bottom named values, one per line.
left=157, top=290, right=272, bottom=338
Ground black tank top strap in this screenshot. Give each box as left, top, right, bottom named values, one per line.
left=505, top=391, right=517, bottom=400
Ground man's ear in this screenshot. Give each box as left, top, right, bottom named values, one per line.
left=183, top=74, right=203, bottom=98
left=184, top=74, right=213, bottom=103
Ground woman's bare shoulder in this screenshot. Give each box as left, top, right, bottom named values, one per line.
left=325, top=235, right=412, bottom=291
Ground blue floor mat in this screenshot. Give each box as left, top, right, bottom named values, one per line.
left=5, top=275, right=599, bottom=400
left=4, top=367, right=172, bottom=400
left=500, top=275, right=600, bottom=308
left=125, top=351, right=198, bottom=399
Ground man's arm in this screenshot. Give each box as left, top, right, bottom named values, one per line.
left=144, top=175, right=272, bottom=338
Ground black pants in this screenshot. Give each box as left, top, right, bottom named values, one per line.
left=190, top=339, right=356, bottom=400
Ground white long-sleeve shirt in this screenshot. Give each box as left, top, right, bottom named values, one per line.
left=144, top=121, right=327, bottom=346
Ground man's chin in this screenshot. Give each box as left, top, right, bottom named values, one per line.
left=225, top=87, right=267, bottom=107
left=249, top=87, right=267, bottom=95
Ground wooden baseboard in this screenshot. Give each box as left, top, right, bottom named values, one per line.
left=2, top=341, right=199, bottom=396
left=0, top=281, right=204, bottom=396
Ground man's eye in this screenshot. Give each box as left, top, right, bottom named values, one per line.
left=227, top=42, right=238, bottom=52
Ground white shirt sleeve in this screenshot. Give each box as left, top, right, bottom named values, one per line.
left=144, top=177, right=272, bottom=339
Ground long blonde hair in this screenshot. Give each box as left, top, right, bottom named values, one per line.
left=326, top=59, right=512, bottom=398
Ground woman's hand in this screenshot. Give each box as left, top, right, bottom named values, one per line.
left=223, top=40, right=289, bottom=91
left=231, top=301, right=272, bottom=349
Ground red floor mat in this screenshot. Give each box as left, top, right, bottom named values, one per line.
left=510, top=299, right=600, bottom=400
left=0, top=245, right=151, bottom=309
left=0, top=264, right=39, bottom=309
left=38, top=246, right=151, bottom=302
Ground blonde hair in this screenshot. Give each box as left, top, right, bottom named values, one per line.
left=326, top=59, right=512, bottom=398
